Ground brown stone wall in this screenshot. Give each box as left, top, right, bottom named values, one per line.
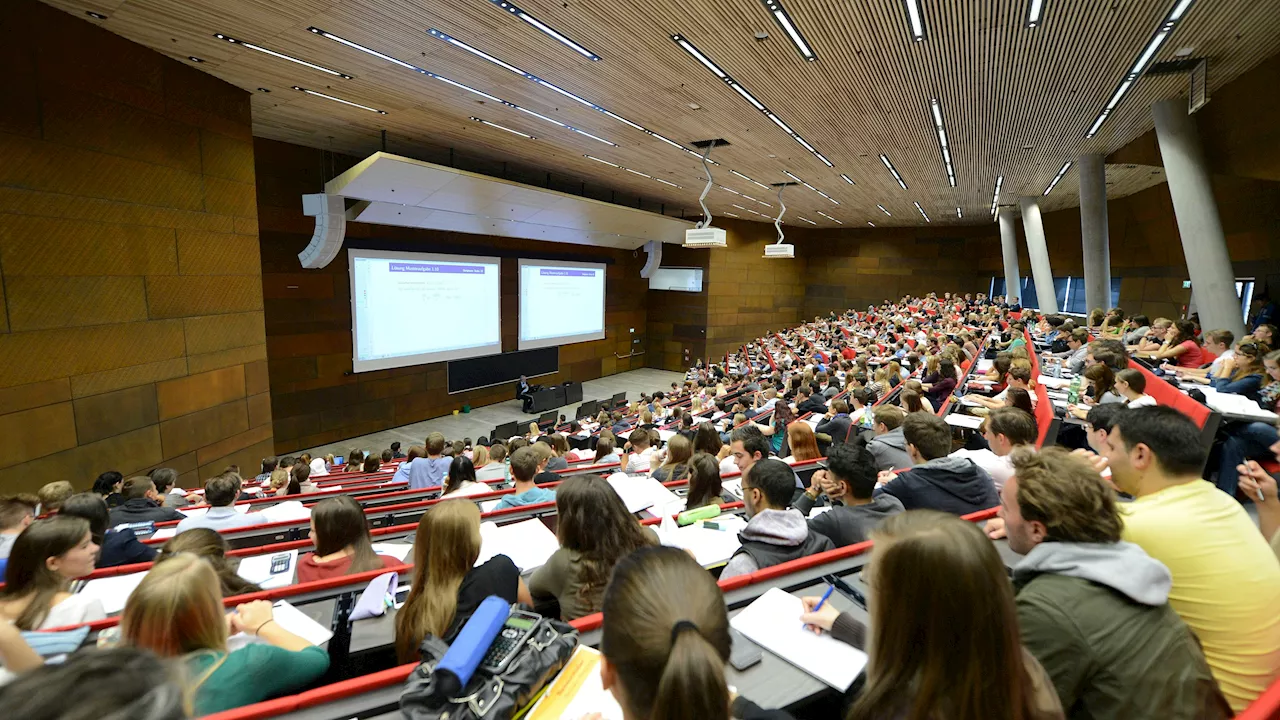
left=0, top=1, right=271, bottom=493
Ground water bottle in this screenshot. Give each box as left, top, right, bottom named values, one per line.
left=1067, top=376, right=1082, bottom=405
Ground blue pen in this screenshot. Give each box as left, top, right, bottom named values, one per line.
left=803, top=585, right=836, bottom=631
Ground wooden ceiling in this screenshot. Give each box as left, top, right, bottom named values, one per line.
left=45, top=0, right=1280, bottom=228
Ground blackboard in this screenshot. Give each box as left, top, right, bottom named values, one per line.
left=447, top=347, right=559, bottom=394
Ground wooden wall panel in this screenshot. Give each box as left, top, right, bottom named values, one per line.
left=704, top=219, right=807, bottom=360
left=0, top=0, right=272, bottom=494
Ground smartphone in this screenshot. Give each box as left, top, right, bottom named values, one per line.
left=728, top=627, right=763, bottom=670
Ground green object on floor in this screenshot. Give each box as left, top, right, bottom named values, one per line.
left=463, top=404, right=471, bottom=413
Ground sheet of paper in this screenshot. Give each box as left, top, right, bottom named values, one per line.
left=237, top=549, right=299, bottom=589
left=722, top=478, right=743, bottom=499
left=229, top=600, right=334, bottom=650
left=944, top=413, right=985, bottom=429
left=479, top=499, right=502, bottom=513
left=370, top=542, right=414, bottom=562
left=1038, top=375, right=1073, bottom=389
left=656, top=429, right=676, bottom=442
left=526, top=646, right=624, bottom=720
left=730, top=587, right=868, bottom=691
left=607, top=475, right=683, bottom=516
left=475, top=519, right=560, bottom=572
left=78, top=572, right=147, bottom=615
left=255, top=500, right=311, bottom=524
left=657, top=515, right=748, bottom=567
left=151, top=527, right=177, bottom=541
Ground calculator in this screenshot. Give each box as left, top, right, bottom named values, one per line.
left=478, top=609, right=541, bottom=675
left=269, top=553, right=292, bottom=574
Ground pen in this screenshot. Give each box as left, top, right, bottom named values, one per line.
left=804, top=585, right=835, bottom=630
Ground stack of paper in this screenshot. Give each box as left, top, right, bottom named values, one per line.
left=607, top=475, right=683, bottom=517
left=476, top=519, right=561, bottom=572
left=657, top=515, right=748, bottom=567
left=730, top=588, right=868, bottom=691
left=1199, top=388, right=1279, bottom=421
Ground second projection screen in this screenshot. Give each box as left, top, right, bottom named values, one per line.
left=518, top=260, right=606, bottom=350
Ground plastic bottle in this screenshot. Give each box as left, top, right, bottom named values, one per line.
left=1067, top=375, right=1082, bottom=404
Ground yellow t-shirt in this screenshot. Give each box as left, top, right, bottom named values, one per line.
left=1123, top=479, right=1280, bottom=711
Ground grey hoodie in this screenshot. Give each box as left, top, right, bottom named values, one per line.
left=720, top=508, right=832, bottom=579
left=1013, top=540, right=1172, bottom=605
left=867, top=427, right=912, bottom=471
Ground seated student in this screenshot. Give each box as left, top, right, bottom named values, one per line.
left=922, top=357, right=959, bottom=406
left=796, top=443, right=904, bottom=547
left=0, top=495, right=37, bottom=560
left=121, top=554, right=329, bottom=715
left=624, top=428, right=657, bottom=473
left=950, top=407, right=1037, bottom=491
left=1173, top=329, right=1235, bottom=381
left=254, top=457, right=278, bottom=484
left=155, top=528, right=261, bottom=597
left=493, top=446, right=557, bottom=510
left=592, top=436, right=621, bottom=465
left=396, top=500, right=533, bottom=661
left=292, top=462, right=318, bottom=494
left=545, top=434, right=571, bottom=471
left=799, top=510, right=1064, bottom=720
left=1113, top=368, right=1156, bottom=407
left=815, top=398, right=854, bottom=446
left=390, top=441, right=406, bottom=460
left=1238, top=445, right=1280, bottom=560
left=965, top=365, right=1036, bottom=412
left=174, top=473, right=267, bottom=534
left=107, top=477, right=185, bottom=526
left=361, top=455, right=381, bottom=474
left=407, top=433, right=453, bottom=490
left=36, top=481, right=73, bottom=515
left=147, top=468, right=189, bottom=509
left=1153, top=320, right=1205, bottom=368
left=0, top=515, right=104, bottom=629
left=866, top=406, right=913, bottom=472
left=794, top=384, right=828, bottom=415
left=1208, top=340, right=1267, bottom=401
left=720, top=459, right=834, bottom=580
left=297, top=496, right=401, bottom=583
left=650, top=434, right=693, bottom=482
left=475, top=443, right=507, bottom=481
left=1101, top=406, right=1280, bottom=711
left=58, top=493, right=156, bottom=568
left=782, top=421, right=821, bottom=463
left=343, top=450, right=365, bottom=473
left=529, top=441, right=561, bottom=484
left=1001, top=447, right=1230, bottom=720
left=683, top=452, right=736, bottom=509
left=530, top=475, right=659, bottom=621
left=875, top=413, right=997, bottom=514
left=0, top=646, right=188, bottom=720
left=597, top=546, right=794, bottom=720
left=442, top=456, right=489, bottom=498
left=91, top=471, right=124, bottom=509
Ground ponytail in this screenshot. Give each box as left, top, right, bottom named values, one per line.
left=651, top=625, right=731, bottom=720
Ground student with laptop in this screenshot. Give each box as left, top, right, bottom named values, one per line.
left=1002, top=447, right=1230, bottom=719
left=720, top=459, right=834, bottom=580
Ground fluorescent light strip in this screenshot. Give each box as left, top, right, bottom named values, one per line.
left=733, top=204, right=768, bottom=217
left=914, top=202, right=931, bottom=222
left=719, top=185, right=743, bottom=196
left=583, top=155, right=681, bottom=188
left=507, top=103, right=615, bottom=145
left=990, top=174, right=1004, bottom=216
left=307, top=27, right=419, bottom=70
left=215, top=34, right=351, bottom=78
left=428, top=28, right=526, bottom=75
left=1027, top=0, right=1045, bottom=27
left=741, top=194, right=772, bottom=208
left=291, top=86, right=386, bottom=114
left=730, top=170, right=771, bottom=190
left=877, top=204, right=892, bottom=216
left=585, top=155, right=621, bottom=168
left=784, top=171, right=839, bottom=205
left=471, top=116, right=534, bottom=138
left=867, top=221, right=876, bottom=227
left=798, top=216, right=818, bottom=225
left=930, top=99, right=957, bottom=187
left=672, top=34, right=835, bottom=169
left=840, top=174, right=856, bottom=185
left=816, top=211, right=842, bottom=224
left=903, top=0, right=926, bottom=41
left=762, top=0, right=816, bottom=61
left=488, top=0, right=600, bottom=61
left=1084, top=0, right=1196, bottom=138
left=653, top=177, right=681, bottom=187
left=724, top=212, right=741, bottom=218
left=625, top=168, right=652, bottom=179
left=1043, top=161, right=1073, bottom=195
left=880, top=154, right=908, bottom=189
left=956, top=206, right=963, bottom=218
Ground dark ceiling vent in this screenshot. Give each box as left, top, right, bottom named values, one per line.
left=1146, top=57, right=1206, bottom=76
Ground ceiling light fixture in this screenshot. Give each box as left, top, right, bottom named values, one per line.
left=672, top=34, right=834, bottom=168
left=308, top=26, right=421, bottom=70
left=798, top=216, right=818, bottom=225
left=85, top=11, right=107, bottom=19
left=880, top=154, right=908, bottom=189
left=215, top=34, right=351, bottom=78
left=719, top=185, right=743, bottom=196
left=990, top=174, right=1004, bottom=216
left=930, top=99, right=956, bottom=187
left=470, top=116, right=534, bottom=139
left=188, top=56, right=204, bottom=63
left=741, top=193, right=772, bottom=208
left=1084, top=0, right=1197, bottom=138
left=1043, top=161, right=1073, bottom=195
left=292, top=86, right=386, bottom=114
left=1026, top=0, right=1045, bottom=27
left=784, top=171, right=839, bottom=205
left=508, top=103, right=615, bottom=145
left=867, top=221, right=876, bottom=227
left=584, top=155, right=682, bottom=188
left=915, top=201, right=931, bottom=222
left=840, top=174, right=855, bottom=185
left=488, top=0, right=600, bottom=61
left=761, top=0, right=816, bottom=61
left=731, top=170, right=771, bottom=190
left=585, top=155, right=621, bottom=168
left=877, top=204, right=892, bottom=216
left=816, top=211, right=842, bottom=224
left=724, top=212, right=741, bottom=218
left=956, top=206, right=963, bottom=218
left=902, top=0, right=926, bottom=41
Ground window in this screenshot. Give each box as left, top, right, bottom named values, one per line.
left=991, top=275, right=1121, bottom=312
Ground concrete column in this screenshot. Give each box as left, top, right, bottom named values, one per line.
left=997, top=209, right=1022, bottom=304
left=1019, top=197, right=1059, bottom=313
left=1078, top=154, right=1112, bottom=312
left=1152, top=99, right=1245, bottom=338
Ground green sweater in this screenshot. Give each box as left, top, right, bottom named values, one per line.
left=185, top=645, right=329, bottom=715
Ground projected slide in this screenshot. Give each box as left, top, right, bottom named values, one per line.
left=518, top=260, right=607, bottom=350
left=349, top=249, right=501, bottom=372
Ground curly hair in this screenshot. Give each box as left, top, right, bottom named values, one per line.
left=1009, top=447, right=1122, bottom=544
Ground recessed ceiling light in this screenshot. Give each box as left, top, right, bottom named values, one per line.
left=188, top=56, right=204, bottom=63
left=956, top=206, right=963, bottom=218
left=840, top=174, right=855, bottom=185
left=877, top=204, right=892, bottom=216
left=867, top=221, right=876, bottom=227
left=1043, top=161, right=1073, bottom=195
left=85, top=11, right=107, bottom=19
left=1022, top=145, right=1034, bottom=150
left=487, top=0, right=600, bottom=61
left=930, top=99, right=956, bottom=187
left=215, top=33, right=352, bottom=78
left=257, top=87, right=271, bottom=93
left=990, top=174, right=1004, bottom=216
left=783, top=171, right=839, bottom=205
left=1026, top=0, right=1045, bottom=28
left=762, top=0, right=817, bottom=61
left=797, top=216, right=818, bottom=225
left=470, top=116, right=535, bottom=139
left=880, top=155, right=908, bottom=189
left=1173, top=45, right=1196, bottom=57
left=292, top=86, right=387, bottom=114
left=914, top=201, right=931, bottom=222
left=816, top=211, right=842, bottom=224
left=902, top=0, right=926, bottom=41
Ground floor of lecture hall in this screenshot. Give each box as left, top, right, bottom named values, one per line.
left=289, top=367, right=686, bottom=459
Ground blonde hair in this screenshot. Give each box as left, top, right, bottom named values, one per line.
left=269, top=468, right=289, bottom=490
left=395, top=500, right=482, bottom=662
left=122, top=554, right=228, bottom=657
left=472, top=445, right=490, bottom=467
left=691, top=396, right=703, bottom=412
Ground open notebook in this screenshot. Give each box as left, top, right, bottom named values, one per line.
left=730, top=587, right=868, bottom=691
left=526, top=645, right=623, bottom=720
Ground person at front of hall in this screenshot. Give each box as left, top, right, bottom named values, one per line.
left=516, top=374, right=533, bottom=412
